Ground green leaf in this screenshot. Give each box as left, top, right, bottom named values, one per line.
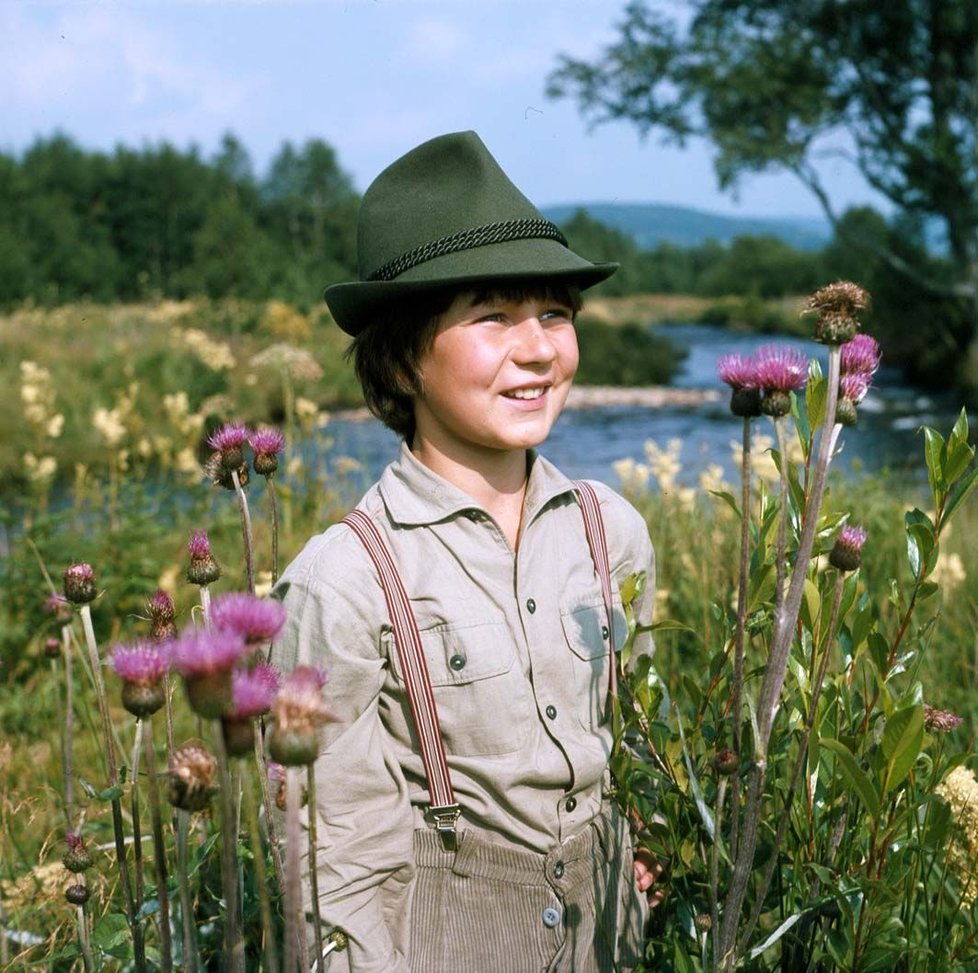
left=748, top=911, right=806, bottom=960
left=950, top=405, right=970, bottom=447
left=97, top=785, right=124, bottom=802
left=922, top=426, right=946, bottom=502
left=941, top=466, right=978, bottom=529
left=943, top=438, right=974, bottom=486
left=710, top=489, right=741, bottom=518
left=806, top=360, right=826, bottom=431
left=881, top=705, right=924, bottom=794
left=821, top=738, right=880, bottom=817
left=92, top=913, right=130, bottom=952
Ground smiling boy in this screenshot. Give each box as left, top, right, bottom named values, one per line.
left=275, top=130, right=658, bottom=972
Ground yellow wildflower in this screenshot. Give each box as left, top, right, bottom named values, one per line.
left=643, top=438, right=683, bottom=493
left=937, top=765, right=978, bottom=905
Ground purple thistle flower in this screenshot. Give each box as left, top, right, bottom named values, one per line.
left=211, top=592, right=287, bottom=645
left=110, top=639, right=171, bottom=718
left=169, top=629, right=250, bottom=677
left=841, top=333, right=882, bottom=377
left=230, top=663, right=281, bottom=719
left=840, top=372, right=870, bottom=405
left=44, top=592, right=72, bottom=624
left=110, top=640, right=171, bottom=684
left=188, top=529, right=212, bottom=560
left=207, top=421, right=249, bottom=454
left=924, top=704, right=964, bottom=733
left=268, top=665, right=332, bottom=766
left=753, top=345, right=808, bottom=393
left=249, top=426, right=285, bottom=454
left=829, top=523, right=867, bottom=572
left=717, top=353, right=759, bottom=390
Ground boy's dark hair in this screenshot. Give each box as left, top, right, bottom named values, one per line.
left=347, top=281, right=583, bottom=443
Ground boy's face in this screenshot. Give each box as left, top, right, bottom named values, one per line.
left=412, top=289, right=579, bottom=461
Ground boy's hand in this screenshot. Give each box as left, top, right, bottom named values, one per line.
left=633, top=849, right=666, bottom=908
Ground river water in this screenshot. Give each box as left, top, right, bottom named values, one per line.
left=315, top=323, right=972, bottom=491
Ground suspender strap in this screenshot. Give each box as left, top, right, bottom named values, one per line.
left=574, top=480, right=619, bottom=704
left=342, top=510, right=461, bottom=850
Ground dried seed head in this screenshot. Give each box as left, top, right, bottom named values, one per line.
left=167, top=743, right=218, bottom=812
left=924, top=704, right=963, bottom=733
left=147, top=589, right=177, bottom=642
left=806, top=281, right=869, bottom=346
left=712, top=748, right=741, bottom=776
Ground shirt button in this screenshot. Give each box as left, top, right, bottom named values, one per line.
left=545, top=705, right=557, bottom=720
left=601, top=625, right=609, bottom=640
left=564, top=796, right=577, bottom=812
left=542, top=906, right=561, bottom=928
left=553, top=861, right=565, bottom=879
left=526, top=598, right=536, bottom=614
left=449, top=654, right=466, bottom=670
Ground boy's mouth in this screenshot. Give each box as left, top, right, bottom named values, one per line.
left=502, top=386, right=547, bottom=401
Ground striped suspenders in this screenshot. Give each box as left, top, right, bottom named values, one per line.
left=342, top=482, right=615, bottom=850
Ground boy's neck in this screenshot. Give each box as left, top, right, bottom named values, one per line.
left=410, top=441, right=530, bottom=547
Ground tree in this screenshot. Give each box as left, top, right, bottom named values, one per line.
left=548, top=0, right=978, bottom=394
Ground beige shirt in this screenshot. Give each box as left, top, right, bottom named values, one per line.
left=274, top=443, right=656, bottom=971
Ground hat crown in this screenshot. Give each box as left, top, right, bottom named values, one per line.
left=357, top=131, right=543, bottom=282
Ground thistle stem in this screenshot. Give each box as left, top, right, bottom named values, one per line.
left=307, top=762, right=326, bottom=973
left=283, top=767, right=310, bottom=973
left=143, top=720, right=173, bottom=972
left=729, top=416, right=753, bottom=862
left=232, top=469, right=255, bottom=594
left=774, top=416, right=790, bottom=615
left=130, top=721, right=145, bottom=911
left=212, top=725, right=245, bottom=973
left=79, top=603, right=146, bottom=973
left=243, top=772, right=280, bottom=973
left=77, top=901, right=95, bottom=973
left=254, top=722, right=287, bottom=895
left=268, top=475, right=280, bottom=586
left=175, top=810, right=200, bottom=973
left=60, top=622, right=75, bottom=828
left=718, top=346, right=843, bottom=969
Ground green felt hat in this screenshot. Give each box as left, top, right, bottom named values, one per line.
left=325, top=130, right=618, bottom=335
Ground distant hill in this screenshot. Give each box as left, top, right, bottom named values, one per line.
left=543, top=202, right=832, bottom=251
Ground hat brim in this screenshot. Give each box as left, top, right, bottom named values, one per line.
left=325, top=237, right=618, bottom=336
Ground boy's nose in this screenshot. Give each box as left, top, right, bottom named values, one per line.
left=513, top=317, right=557, bottom=363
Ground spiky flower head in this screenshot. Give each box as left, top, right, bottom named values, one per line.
left=712, top=748, right=741, bottom=776
left=63, top=562, right=96, bottom=605
left=250, top=426, right=285, bottom=477
left=205, top=450, right=250, bottom=492
left=211, top=592, right=287, bottom=646
left=44, top=593, right=72, bottom=625
left=187, top=529, right=221, bottom=586
left=829, top=524, right=867, bottom=572
left=754, top=345, right=808, bottom=418
left=110, top=640, right=171, bottom=718
left=717, top=353, right=762, bottom=418
left=147, top=589, right=177, bottom=642
left=222, top=663, right=282, bottom=757
left=805, top=280, right=869, bottom=345
left=924, top=704, right=964, bottom=733
left=841, top=333, right=882, bottom=377
left=62, top=832, right=93, bottom=873
left=169, top=629, right=250, bottom=718
left=44, top=636, right=61, bottom=659
left=207, top=421, right=249, bottom=467
left=166, top=742, right=218, bottom=812
left=268, top=666, right=332, bottom=766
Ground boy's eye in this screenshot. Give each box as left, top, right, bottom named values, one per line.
left=541, top=307, right=573, bottom=322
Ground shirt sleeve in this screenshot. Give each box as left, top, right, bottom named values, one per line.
left=273, top=530, right=415, bottom=973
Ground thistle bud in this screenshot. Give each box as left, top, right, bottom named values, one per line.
left=147, top=589, right=177, bottom=642
left=187, top=530, right=221, bottom=587
left=65, top=882, right=91, bottom=905
left=829, top=524, right=867, bottom=572
left=63, top=563, right=97, bottom=605
left=62, top=832, right=93, bottom=873
left=44, top=593, right=72, bottom=625
left=712, top=748, right=741, bottom=776
left=167, top=743, right=218, bottom=812
left=45, top=637, right=62, bottom=659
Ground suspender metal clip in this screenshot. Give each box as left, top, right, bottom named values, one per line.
left=428, top=803, right=461, bottom=851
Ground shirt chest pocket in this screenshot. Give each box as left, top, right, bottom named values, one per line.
left=387, top=617, right=531, bottom=758
left=560, top=595, right=625, bottom=730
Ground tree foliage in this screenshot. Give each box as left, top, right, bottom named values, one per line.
left=548, top=0, right=978, bottom=395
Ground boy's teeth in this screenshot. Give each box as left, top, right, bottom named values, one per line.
left=507, top=388, right=544, bottom=400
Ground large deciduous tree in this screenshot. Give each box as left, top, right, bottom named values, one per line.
left=548, top=0, right=978, bottom=394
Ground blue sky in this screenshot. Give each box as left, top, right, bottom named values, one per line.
left=1, top=0, right=887, bottom=220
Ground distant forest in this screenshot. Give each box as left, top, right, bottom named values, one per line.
left=0, top=131, right=875, bottom=306
left=1, top=132, right=955, bottom=389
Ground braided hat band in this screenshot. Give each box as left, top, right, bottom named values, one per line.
left=367, top=219, right=568, bottom=283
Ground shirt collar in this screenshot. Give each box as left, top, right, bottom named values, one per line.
left=378, top=441, right=578, bottom=527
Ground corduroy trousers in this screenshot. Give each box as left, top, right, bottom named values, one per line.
left=408, top=805, right=648, bottom=973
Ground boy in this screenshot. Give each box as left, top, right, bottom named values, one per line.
left=275, top=130, right=658, bottom=972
